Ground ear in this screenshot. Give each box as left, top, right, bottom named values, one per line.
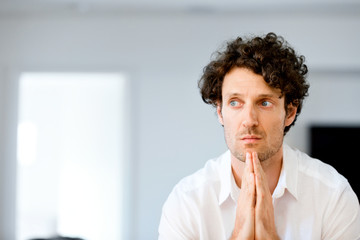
left=216, top=103, right=224, bottom=126
left=285, top=104, right=297, bottom=127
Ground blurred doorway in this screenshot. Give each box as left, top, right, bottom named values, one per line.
left=17, top=72, right=126, bottom=240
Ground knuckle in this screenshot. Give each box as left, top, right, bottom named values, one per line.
left=246, top=190, right=253, bottom=198
left=257, top=192, right=265, bottom=200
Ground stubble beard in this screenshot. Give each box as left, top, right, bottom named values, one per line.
left=225, top=126, right=284, bottom=163
left=232, top=143, right=281, bottom=162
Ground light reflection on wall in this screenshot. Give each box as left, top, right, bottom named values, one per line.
left=17, top=72, right=126, bottom=240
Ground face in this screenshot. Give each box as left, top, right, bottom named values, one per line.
left=217, top=67, right=297, bottom=162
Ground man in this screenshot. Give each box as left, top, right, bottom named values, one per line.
left=158, top=33, right=360, bottom=239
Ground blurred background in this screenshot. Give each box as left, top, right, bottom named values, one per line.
left=0, top=0, right=359, bottom=239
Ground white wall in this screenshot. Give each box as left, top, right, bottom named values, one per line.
left=0, top=9, right=359, bottom=240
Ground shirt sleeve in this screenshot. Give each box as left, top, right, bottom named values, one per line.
left=322, top=181, right=360, bottom=240
left=158, top=186, right=197, bottom=240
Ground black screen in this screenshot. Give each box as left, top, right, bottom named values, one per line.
left=310, top=126, right=360, bottom=199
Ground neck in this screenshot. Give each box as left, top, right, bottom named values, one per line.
left=231, top=146, right=283, bottom=195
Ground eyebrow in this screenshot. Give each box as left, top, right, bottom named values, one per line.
left=258, top=94, right=281, bottom=99
left=225, top=93, right=281, bottom=99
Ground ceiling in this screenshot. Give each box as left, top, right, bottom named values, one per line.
left=0, top=0, right=359, bottom=16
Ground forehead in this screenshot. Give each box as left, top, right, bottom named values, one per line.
left=222, top=67, right=281, bottom=98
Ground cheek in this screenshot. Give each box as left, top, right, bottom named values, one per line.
left=260, top=113, right=286, bottom=132
left=222, top=119, right=238, bottom=136
left=222, top=115, right=240, bottom=140
left=222, top=113, right=242, bottom=133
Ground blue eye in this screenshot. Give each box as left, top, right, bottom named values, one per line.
left=230, top=101, right=239, bottom=107
left=261, top=101, right=271, bottom=107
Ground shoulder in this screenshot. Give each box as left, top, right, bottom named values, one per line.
left=285, top=145, right=360, bottom=238
left=161, top=150, right=230, bottom=222
left=286, top=144, right=348, bottom=190
left=171, top=151, right=229, bottom=196
left=159, top=151, right=230, bottom=239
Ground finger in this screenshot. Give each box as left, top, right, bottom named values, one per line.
left=252, top=152, right=265, bottom=190
left=248, top=172, right=256, bottom=207
left=252, top=152, right=267, bottom=185
left=239, top=173, right=256, bottom=208
left=252, top=152, right=272, bottom=202
left=241, top=152, right=253, bottom=187
left=241, top=152, right=255, bottom=192
left=252, top=152, right=262, bottom=177
left=246, top=155, right=256, bottom=207
left=246, top=152, right=254, bottom=173
left=240, top=152, right=256, bottom=205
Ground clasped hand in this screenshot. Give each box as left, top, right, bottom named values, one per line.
left=231, top=152, right=279, bottom=240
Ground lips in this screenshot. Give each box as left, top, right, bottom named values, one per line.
left=240, top=135, right=262, bottom=143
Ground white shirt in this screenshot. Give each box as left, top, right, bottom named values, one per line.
left=159, top=144, right=360, bottom=240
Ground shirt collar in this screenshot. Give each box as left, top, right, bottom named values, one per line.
left=218, top=143, right=299, bottom=205
left=273, top=143, right=299, bottom=200
left=218, top=150, right=236, bottom=205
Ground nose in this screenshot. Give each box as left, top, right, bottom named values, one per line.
left=242, top=104, right=259, bottom=128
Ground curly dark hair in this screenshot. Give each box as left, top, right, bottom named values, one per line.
left=198, top=32, right=309, bottom=134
